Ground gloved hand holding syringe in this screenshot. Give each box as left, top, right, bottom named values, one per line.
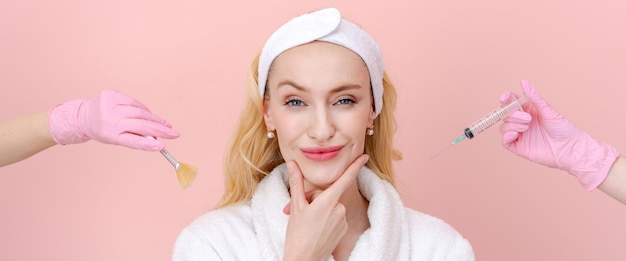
left=430, top=79, right=621, bottom=196
left=431, top=94, right=529, bottom=158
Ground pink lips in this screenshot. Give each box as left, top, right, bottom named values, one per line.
left=301, top=145, right=344, bottom=161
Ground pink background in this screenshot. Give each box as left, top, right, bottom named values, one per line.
left=2, top=0, right=625, bottom=260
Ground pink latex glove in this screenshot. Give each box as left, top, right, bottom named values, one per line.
left=500, top=80, right=619, bottom=191
left=47, top=89, right=180, bottom=151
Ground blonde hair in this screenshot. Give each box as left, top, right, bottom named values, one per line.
left=217, top=53, right=402, bottom=208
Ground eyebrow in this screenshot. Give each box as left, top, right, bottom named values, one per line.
left=276, top=80, right=363, bottom=94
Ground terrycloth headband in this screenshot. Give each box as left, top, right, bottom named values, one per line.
left=257, top=7, right=384, bottom=116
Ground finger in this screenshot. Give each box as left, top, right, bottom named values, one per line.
left=316, top=154, right=369, bottom=204
left=106, top=89, right=152, bottom=112
left=498, top=91, right=519, bottom=105
left=499, top=122, right=529, bottom=134
left=103, top=89, right=174, bottom=129
left=98, top=89, right=157, bottom=120
left=287, top=161, right=308, bottom=211
left=283, top=189, right=322, bottom=215
left=305, top=189, right=324, bottom=202
left=114, top=105, right=174, bottom=128
left=520, top=79, right=551, bottom=110
left=118, top=134, right=166, bottom=151
left=502, top=111, right=531, bottom=124
left=333, top=203, right=347, bottom=217
left=502, top=131, right=520, bottom=150
left=118, top=118, right=180, bottom=138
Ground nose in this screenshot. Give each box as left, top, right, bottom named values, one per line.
left=308, top=105, right=335, bottom=141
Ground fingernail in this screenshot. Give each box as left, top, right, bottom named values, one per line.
left=363, top=154, right=370, bottom=165
left=499, top=92, right=510, bottom=103
left=286, top=161, right=294, bottom=173
left=152, top=144, right=165, bottom=151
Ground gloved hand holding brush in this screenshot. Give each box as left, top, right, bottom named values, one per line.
left=1, top=89, right=180, bottom=167
left=48, top=89, right=180, bottom=150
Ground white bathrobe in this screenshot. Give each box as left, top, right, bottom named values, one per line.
left=172, top=164, right=474, bottom=260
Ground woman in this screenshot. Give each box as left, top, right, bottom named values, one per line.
left=172, top=8, right=474, bottom=260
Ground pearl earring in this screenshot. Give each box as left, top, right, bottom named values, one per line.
left=267, top=129, right=275, bottom=139
left=367, top=126, right=374, bottom=136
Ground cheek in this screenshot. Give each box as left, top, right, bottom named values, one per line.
left=340, top=112, right=369, bottom=136
left=272, top=111, right=305, bottom=158
left=274, top=112, right=305, bottom=135
left=345, top=123, right=366, bottom=141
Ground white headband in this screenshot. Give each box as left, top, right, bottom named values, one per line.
left=257, top=7, right=384, bottom=116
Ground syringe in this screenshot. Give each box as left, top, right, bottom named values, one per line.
left=431, top=95, right=529, bottom=158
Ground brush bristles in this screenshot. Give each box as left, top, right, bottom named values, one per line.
left=176, top=162, right=198, bottom=189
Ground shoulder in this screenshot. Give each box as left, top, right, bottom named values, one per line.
left=178, top=202, right=254, bottom=242
left=404, top=208, right=462, bottom=238
left=172, top=203, right=259, bottom=260
left=405, top=208, right=475, bottom=260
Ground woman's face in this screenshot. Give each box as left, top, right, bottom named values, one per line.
left=264, top=41, right=375, bottom=190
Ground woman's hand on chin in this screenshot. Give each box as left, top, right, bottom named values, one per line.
left=282, top=155, right=369, bottom=261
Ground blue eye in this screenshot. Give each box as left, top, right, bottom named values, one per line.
left=285, top=98, right=304, bottom=107
left=336, top=98, right=355, bottom=105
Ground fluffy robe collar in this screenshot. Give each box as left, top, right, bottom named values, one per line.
left=250, top=164, right=410, bottom=260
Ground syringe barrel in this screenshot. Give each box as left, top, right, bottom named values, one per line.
left=465, top=95, right=528, bottom=139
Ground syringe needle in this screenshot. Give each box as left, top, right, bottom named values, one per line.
left=430, top=143, right=454, bottom=159
left=430, top=134, right=467, bottom=159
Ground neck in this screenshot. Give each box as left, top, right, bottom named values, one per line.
left=340, top=182, right=370, bottom=230
left=332, top=181, right=370, bottom=261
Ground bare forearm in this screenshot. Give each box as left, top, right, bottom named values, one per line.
left=597, top=156, right=626, bottom=204
left=0, top=112, right=57, bottom=167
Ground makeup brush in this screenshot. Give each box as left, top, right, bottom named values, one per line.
left=159, top=149, right=197, bottom=188
left=147, top=136, right=197, bottom=188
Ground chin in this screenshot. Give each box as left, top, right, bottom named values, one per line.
left=297, top=158, right=352, bottom=189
